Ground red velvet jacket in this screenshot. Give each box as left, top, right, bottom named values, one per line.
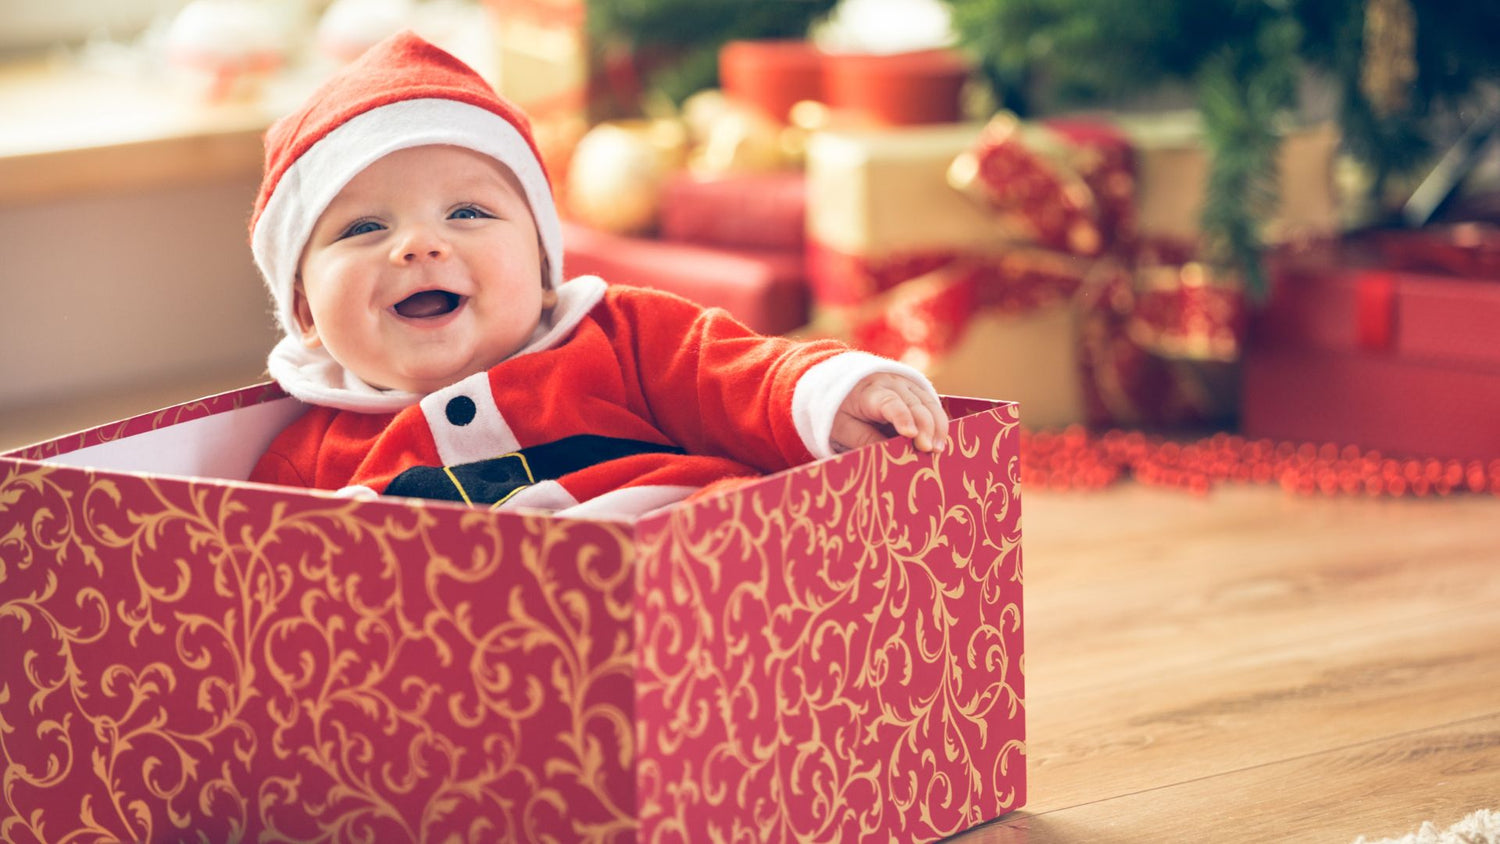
left=250, top=281, right=898, bottom=517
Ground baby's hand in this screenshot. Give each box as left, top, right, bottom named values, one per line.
left=830, top=372, right=950, bottom=453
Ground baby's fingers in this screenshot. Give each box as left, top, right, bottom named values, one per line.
left=917, top=389, right=949, bottom=451
left=870, top=387, right=919, bottom=438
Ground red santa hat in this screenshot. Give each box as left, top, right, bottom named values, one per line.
left=249, top=31, right=564, bottom=409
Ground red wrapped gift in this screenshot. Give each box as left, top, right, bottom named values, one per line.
left=1244, top=228, right=1500, bottom=458
left=1256, top=228, right=1500, bottom=368
left=719, top=39, right=824, bottom=123
left=805, top=115, right=1280, bottom=429
left=0, top=384, right=1025, bottom=841
left=1243, top=349, right=1500, bottom=460
left=822, top=48, right=972, bottom=127
left=658, top=171, right=806, bottom=251
left=562, top=219, right=810, bottom=336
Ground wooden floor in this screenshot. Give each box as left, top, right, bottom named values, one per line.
left=956, top=482, right=1500, bottom=843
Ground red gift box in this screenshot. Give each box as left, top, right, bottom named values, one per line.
left=562, top=219, right=811, bottom=335
left=658, top=171, right=806, bottom=251
left=717, top=40, right=971, bottom=128
left=0, top=384, right=1025, bottom=841
left=1244, top=229, right=1500, bottom=459
left=719, top=39, right=824, bottom=123
left=822, top=48, right=972, bottom=127
left=1242, top=348, right=1500, bottom=460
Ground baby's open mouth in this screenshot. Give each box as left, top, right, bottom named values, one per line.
left=393, top=290, right=463, bottom=319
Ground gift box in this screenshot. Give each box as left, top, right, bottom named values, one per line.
left=1243, top=226, right=1500, bottom=459
left=658, top=171, right=807, bottom=251
left=804, top=114, right=1340, bottom=429
left=719, top=39, right=824, bottom=123
left=806, top=123, right=995, bottom=292
left=821, top=48, right=972, bottom=127
left=0, top=383, right=1026, bottom=841
left=952, top=111, right=1343, bottom=254
left=489, top=0, right=622, bottom=122
left=563, top=219, right=811, bottom=335
left=486, top=0, right=643, bottom=187
left=717, top=39, right=972, bottom=128
left=805, top=123, right=1098, bottom=425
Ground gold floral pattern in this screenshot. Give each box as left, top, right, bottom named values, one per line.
left=0, top=395, right=1023, bottom=842
left=633, top=399, right=1024, bottom=842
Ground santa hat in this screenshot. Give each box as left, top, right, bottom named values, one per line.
left=250, top=31, right=563, bottom=410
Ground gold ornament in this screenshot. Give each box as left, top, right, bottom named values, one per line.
left=688, top=99, right=792, bottom=176
left=564, top=119, right=687, bottom=234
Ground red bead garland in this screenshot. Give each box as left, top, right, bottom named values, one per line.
left=1020, top=426, right=1500, bottom=499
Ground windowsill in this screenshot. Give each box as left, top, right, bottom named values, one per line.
left=0, top=57, right=274, bottom=205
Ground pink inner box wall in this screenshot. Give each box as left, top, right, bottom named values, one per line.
left=0, top=383, right=1025, bottom=842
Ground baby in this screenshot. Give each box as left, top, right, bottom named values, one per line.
left=248, top=32, right=947, bottom=518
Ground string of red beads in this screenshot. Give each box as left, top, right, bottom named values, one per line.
left=1020, top=426, right=1500, bottom=498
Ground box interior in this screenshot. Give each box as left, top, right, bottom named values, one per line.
left=40, top=396, right=307, bottom=483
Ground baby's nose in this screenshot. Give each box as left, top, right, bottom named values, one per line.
left=393, top=227, right=449, bottom=263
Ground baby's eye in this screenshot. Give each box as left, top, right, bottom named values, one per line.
left=449, top=205, right=493, bottom=220
left=340, top=219, right=384, bottom=239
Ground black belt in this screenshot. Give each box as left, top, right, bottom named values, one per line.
left=384, top=434, right=686, bottom=507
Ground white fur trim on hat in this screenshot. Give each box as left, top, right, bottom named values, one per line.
left=253, top=97, right=563, bottom=341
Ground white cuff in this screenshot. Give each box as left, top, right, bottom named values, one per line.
left=791, top=351, right=937, bottom=459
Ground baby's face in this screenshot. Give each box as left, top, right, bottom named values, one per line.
left=295, top=144, right=545, bottom=394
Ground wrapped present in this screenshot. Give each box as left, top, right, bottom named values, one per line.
left=804, top=114, right=1315, bottom=428
left=485, top=0, right=645, bottom=190
left=1109, top=111, right=1342, bottom=246
left=717, top=39, right=971, bottom=129
left=953, top=110, right=1343, bottom=251
left=719, top=39, right=824, bottom=123
left=1243, top=225, right=1500, bottom=459
left=563, top=219, right=810, bottom=335
left=805, top=122, right=997, bottom=306
left=0, top=384, right=1026, bottom=841
left=821, top=48, right=972, bottom=127
left=488, top=0, right=628, bottom=123
left=658, top=171, right=807, bottom=251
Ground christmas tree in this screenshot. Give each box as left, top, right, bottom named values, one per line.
left=585, top=0, right=838, bottom=106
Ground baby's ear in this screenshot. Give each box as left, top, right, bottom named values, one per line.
left=291, top=280, right=323, bottom=349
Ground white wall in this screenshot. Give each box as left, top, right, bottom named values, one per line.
left=0, top=175, right=277, bottom=417
left=0, top=0, right=183, bottom=54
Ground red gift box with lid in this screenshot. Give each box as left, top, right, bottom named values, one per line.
left=562, top=219, right=811, bottom=336
left=1243, top=225, right=1500, bottom=459
left=0, top=384, right=1024, bottom=842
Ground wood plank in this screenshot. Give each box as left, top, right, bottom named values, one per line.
left=965, top=713, right=1500, bottom=843
left=1019, top=602, right=1500, bottom=812
left=943, top=483, right=1500, bottom=841
left=1023, top=485, right=1500, bottom=694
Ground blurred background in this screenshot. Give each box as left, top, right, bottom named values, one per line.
left=2, top=0, right=1498, bottom=466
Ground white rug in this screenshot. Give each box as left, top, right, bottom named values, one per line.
left=1354, top=810, right=1500, bottom=844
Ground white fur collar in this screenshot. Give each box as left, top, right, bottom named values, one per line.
left=266, top=275, right=609, bottom=413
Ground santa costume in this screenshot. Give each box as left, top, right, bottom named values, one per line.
left=248, top=32, right=934, bottom=518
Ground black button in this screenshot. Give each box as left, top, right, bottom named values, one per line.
left=445, top=395, right=477, bottom=426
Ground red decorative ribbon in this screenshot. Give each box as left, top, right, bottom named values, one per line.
left=1023, top=426, right=1500, bottom=499
left=1354, top=272, right=1398, bottom=352
left=819, top=111, right=1250, bottom=428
